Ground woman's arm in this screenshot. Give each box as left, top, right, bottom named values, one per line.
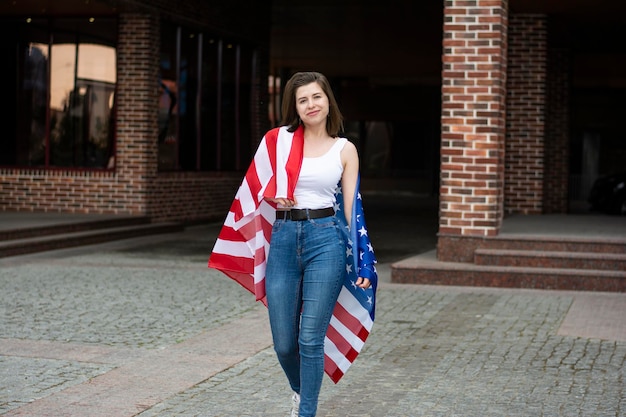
left=340, top=141, right=371, bottom=289
left=340, top=141, right=359, bottom=229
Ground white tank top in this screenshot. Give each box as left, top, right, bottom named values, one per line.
left=293, top=138, right=347, bottom=209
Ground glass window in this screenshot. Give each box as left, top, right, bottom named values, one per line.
left=178, top=28, right=200, bottom=171
left=220, top=39, right=237, bottom=171
left=1, top=17, right=117, bottom=169
left=158, top=20, right=260, bottom=173
left=200, top=36, right=219, bottom=171
left=237, top=44, right=254, bottom=170
left=1, top=19, right=49, bottom=166
left=158, top=22, right=180, bottom=171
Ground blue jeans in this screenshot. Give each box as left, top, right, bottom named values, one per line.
left=265, top=215, right=346, bottom=417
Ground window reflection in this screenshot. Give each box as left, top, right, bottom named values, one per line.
left=50, top=42, right=116, bottom=168
left=178, top=28, right=201, bottom=171
left=158, top=23, right=179, bottom=171
left=5, top=15, right=261, bottom=172
left=200, top=36, right=219, bottom=171
left=6, top=17, right=117, bottom=169
left=158, top=21, right=259, bottom=172
left=22, top=42, right=49, bottom=166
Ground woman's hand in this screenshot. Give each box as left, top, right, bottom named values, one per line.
left=355, top=277, right=371, bottom=289
left=266, top=197, right=296, bottom=208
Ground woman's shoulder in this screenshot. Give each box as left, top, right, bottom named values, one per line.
left=264, top=125, right=295, bottom=138
left=337, top=137, right=356, bottom=151
left=337, top=138, right=358, bottom=167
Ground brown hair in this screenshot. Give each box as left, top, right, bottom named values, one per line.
left=280, top=71, right=344, bottom=137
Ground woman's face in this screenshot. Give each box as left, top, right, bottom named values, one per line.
left=295, top=82, right=329, bottom=127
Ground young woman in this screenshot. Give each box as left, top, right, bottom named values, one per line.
left=264, top=72, right=371, bottom=417
left=209, top=71, right=377, bottom=417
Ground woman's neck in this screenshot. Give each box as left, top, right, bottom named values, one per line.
left=303, top=123, right=330, bottom=141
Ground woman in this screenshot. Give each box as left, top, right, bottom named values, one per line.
left=209, top=71, right=377, bottom=417
left=265, top=72, right=371, bottom=417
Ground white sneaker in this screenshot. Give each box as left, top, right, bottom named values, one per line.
left=290, top=392, right=300, bottom=417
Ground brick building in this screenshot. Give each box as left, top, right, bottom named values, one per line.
left=1, top=1, right=625, bottom=279
left=1, top=0, right=272, bottom=223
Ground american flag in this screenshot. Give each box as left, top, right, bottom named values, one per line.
left=208, top=125, right=377, bottom=383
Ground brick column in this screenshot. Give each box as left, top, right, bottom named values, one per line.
left=438, top=0, right=509, bottom=261
left=505, top=14, right=547, bottom=214
left=116, top=13, right=160, bottom=215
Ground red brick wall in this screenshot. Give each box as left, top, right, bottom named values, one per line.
left=439, top=0, right=508, bottom=240
left=150, top=173, right=241, bottom=223
left=0, top=169, right=122, bottom=214
left=544, top=47, right=570, bottom=213
left=505, top=14, right=547, bottom=214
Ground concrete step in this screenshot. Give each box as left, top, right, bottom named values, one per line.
left=391, top=250, right=626, bottom=292
left=0, top=216, right=152, bottom=242
left=482, top=235, right=626, bottom=254
left=474, top=248, right=626, bottom=271
left=0, top=222, right=184, bottom=258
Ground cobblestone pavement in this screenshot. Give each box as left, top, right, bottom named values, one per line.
left=1, top=208, right=626, bottom=416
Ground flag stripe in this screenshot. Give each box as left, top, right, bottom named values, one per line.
left=208, top=251, right=253, bottom=271
left=323, top=352, right=345, bottom=383
left=329, top=315, right=365, bottom=353
left=213, top=226, right=250, bottom=246
left=337, top=286, right=375, bottom=328
left=324, top=335, right=353, bottom=379
left=326, top=321, right=359, bottom=362
left=334, top=297, right=371, bottom=342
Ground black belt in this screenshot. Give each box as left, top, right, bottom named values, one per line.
left=276, top=207, right=335, bottom=221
